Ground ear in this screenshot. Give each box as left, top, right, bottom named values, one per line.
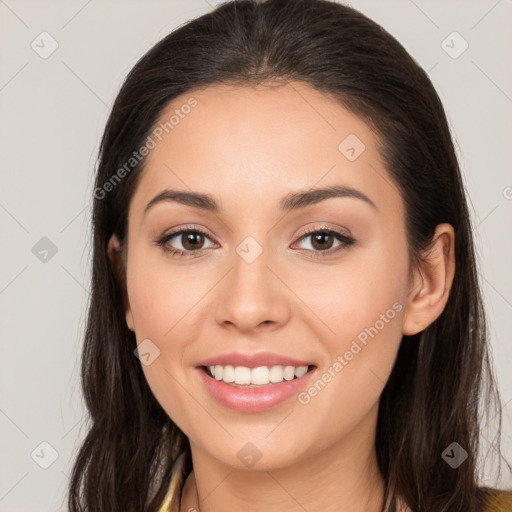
left=402, top=223, right=456, bottom=336
left=107, top=234, right=135, bottom=332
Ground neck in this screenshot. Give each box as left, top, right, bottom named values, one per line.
left=180, top=405, right=387, bottom=512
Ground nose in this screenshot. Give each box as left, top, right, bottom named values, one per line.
left=214, top=246, right=291, bottom=333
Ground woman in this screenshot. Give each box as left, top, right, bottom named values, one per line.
left=68, top=0, right=512, bottom=510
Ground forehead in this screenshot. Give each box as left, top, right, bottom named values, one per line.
left=130, top=81, right=402, bottom=217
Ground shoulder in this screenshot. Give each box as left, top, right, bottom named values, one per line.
left=482, top=488, right=512, bottom=512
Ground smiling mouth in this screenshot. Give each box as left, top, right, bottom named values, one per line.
left=200, top=364, right=316, bottom=387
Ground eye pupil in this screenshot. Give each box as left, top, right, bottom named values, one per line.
left=183, top=232, right=204, bottom=250
left=311, top=232, right=333, bottom=251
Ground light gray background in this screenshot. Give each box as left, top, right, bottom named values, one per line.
left=1, top=0, right=511, bottom=510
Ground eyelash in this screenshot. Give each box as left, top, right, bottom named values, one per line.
left=156, top=224, right=355, bottom=259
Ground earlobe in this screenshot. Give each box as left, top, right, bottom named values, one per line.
left=402, top=223, right=456, bottom=336
left=125, top=308, right=135, bottom=332
left=107, top=234, right=135, bottom=332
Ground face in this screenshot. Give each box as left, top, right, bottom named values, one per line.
left=119, top=81, right=413, bottom=469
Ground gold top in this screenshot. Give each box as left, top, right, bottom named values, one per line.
left=157, top=452, right=187, bottom=512
left=157, top=453, right=512, bottom=512
left=485, top=490, right=512, bottom=512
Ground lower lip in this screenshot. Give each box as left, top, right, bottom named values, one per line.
left=196, top=367, right=317, bottom=412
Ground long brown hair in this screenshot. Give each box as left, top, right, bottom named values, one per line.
left=68, top=1, right=504, bottom=510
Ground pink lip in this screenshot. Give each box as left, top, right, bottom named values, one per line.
left=196, top=351, right=314, bottom=369
left=196, top=366, right=317, bottom=412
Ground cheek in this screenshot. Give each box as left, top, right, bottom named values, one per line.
left=299, top=229, right=408, bottom=413
left=126, top=241, right=203, bottom=339
left=304, top=226, right=408, bottom=351
left=125, top=241, right=223, bottom=426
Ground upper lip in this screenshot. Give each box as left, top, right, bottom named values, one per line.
left=196, top=351, right=315, bottom=369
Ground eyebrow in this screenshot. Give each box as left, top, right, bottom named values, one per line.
left=143, top=184, right=377, bottom=215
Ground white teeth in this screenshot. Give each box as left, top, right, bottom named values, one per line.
left=295, top=366, right=308, bottom=378
left=251, top=366, right=270, bottom=385
left=234, top=366, right=251, bottom=385
left=222, top=365, right=235, bottom=383
left=214, top=365, right=223, bottom=381
left=207, top=364, right=310, bottom=385
left=269, top=365, right=284, bottom=383
left=284, top=366, right=295, bottom=380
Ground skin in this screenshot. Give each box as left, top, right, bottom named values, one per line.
left=108, top=81, right=455, bottom=512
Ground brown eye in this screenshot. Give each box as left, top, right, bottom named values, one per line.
left=156, top=227, right=216, bottom=257
left=309, top=231, right=336, bottom=251
left=181, top=231, right=206, bottom=251
left=294, top=227, right=355, bottom=257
